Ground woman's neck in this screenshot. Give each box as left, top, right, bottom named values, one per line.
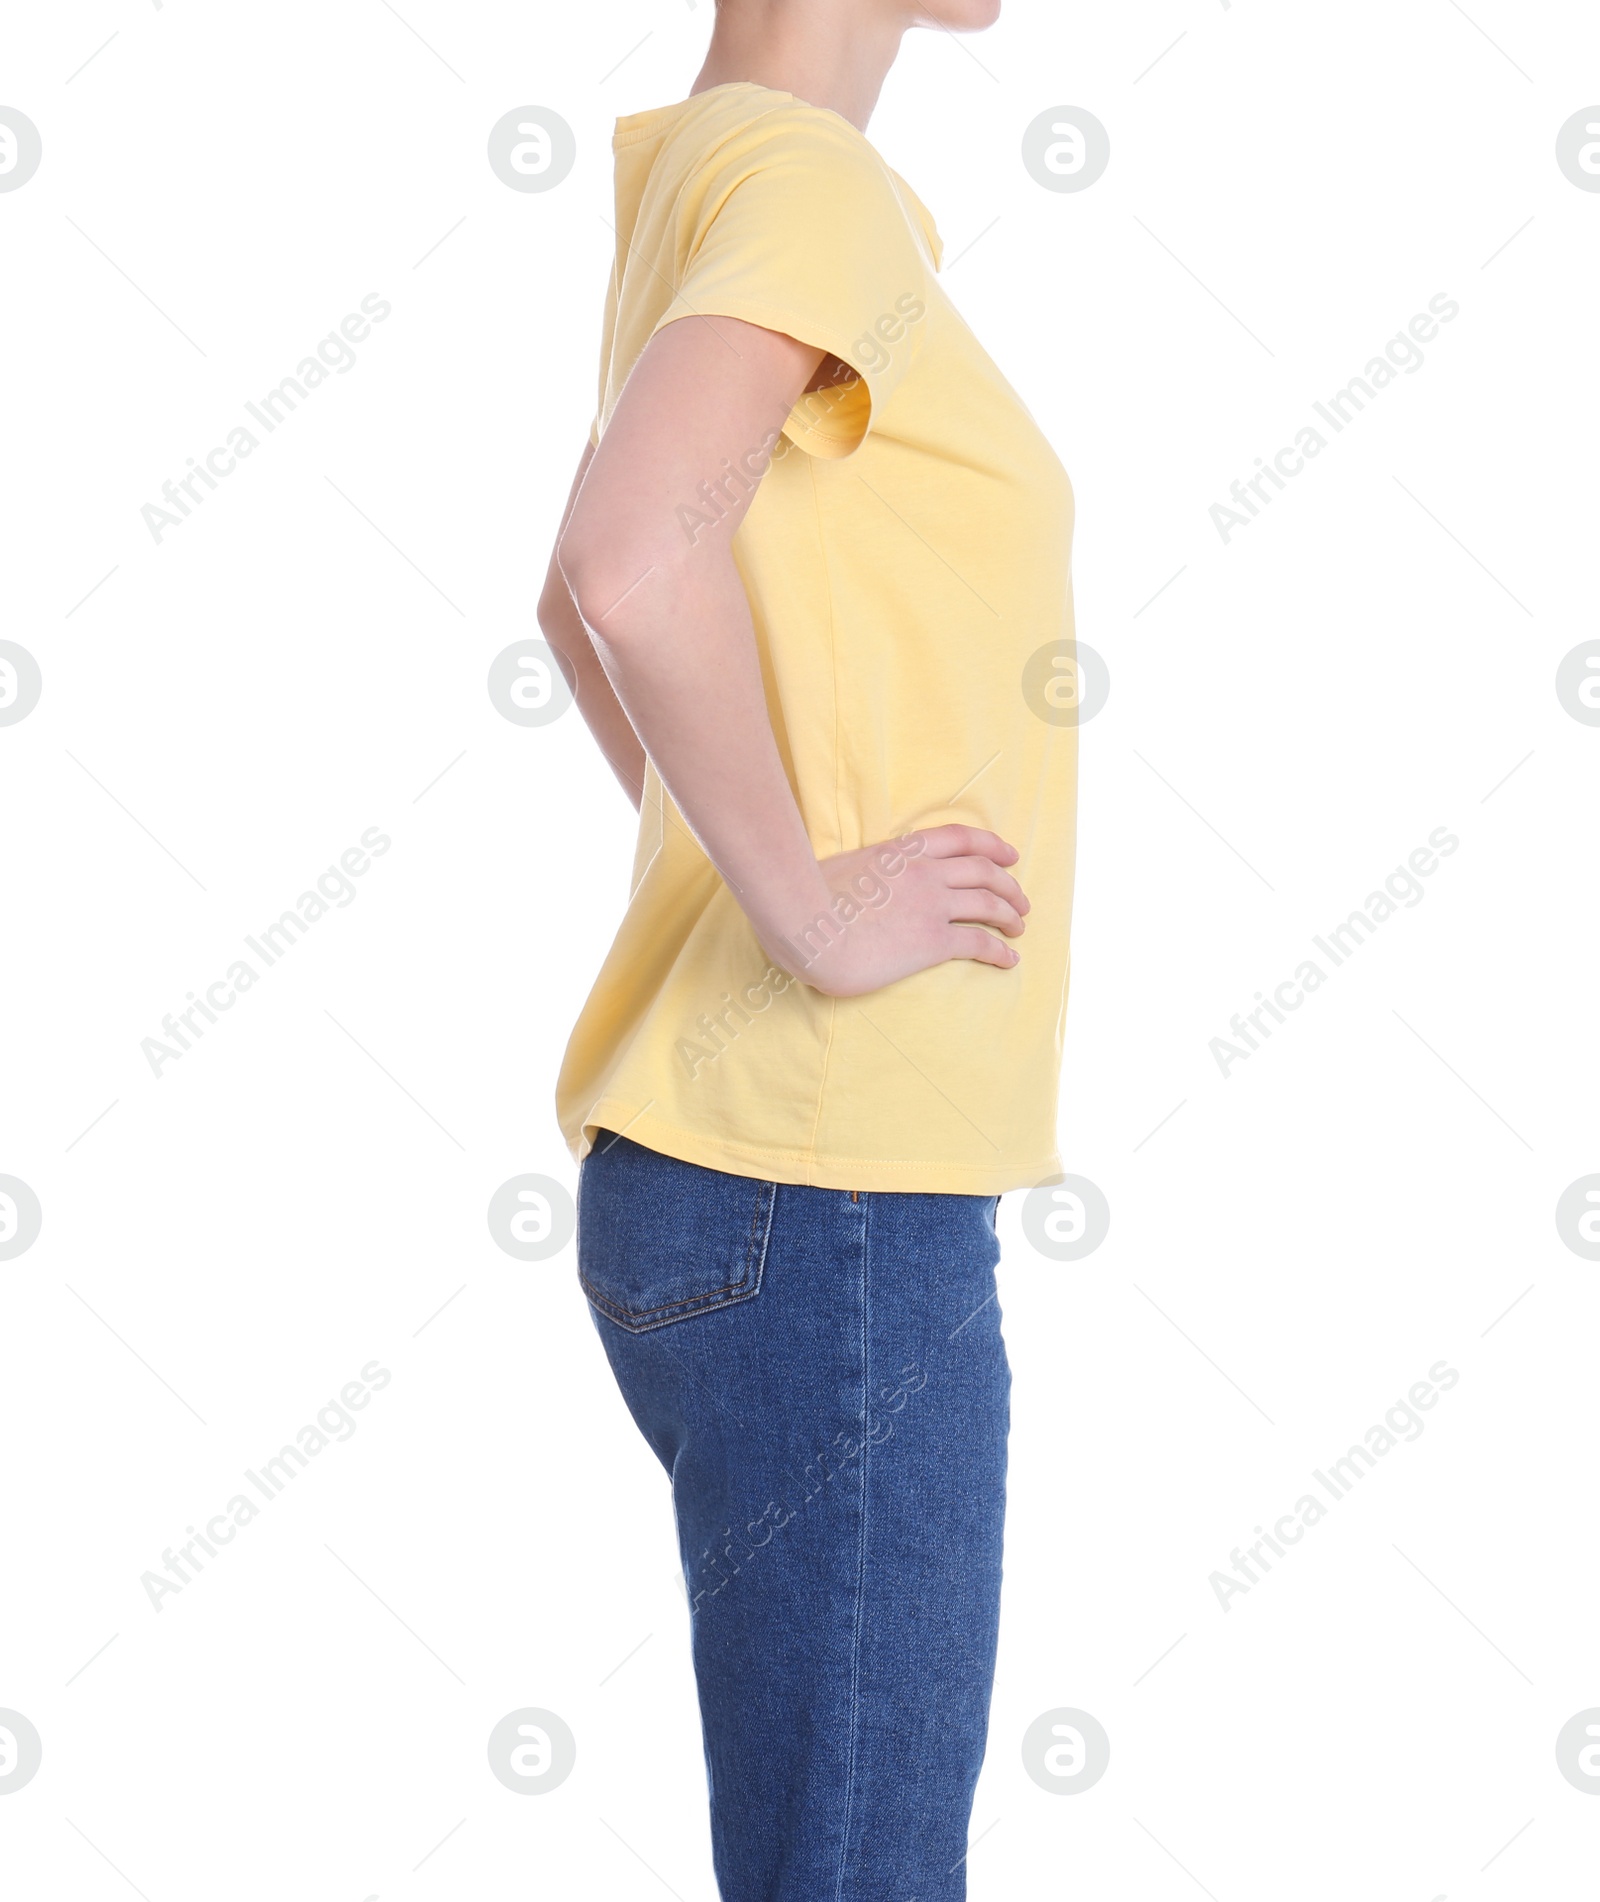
left=690, top=1, right=909, bottom=132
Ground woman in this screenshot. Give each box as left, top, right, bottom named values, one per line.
left=538, top=1, right=1077, bottom=1894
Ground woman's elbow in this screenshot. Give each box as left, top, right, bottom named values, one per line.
left=535, top=567, right=576, bottom=641
left=558, top=518, right=690, bottom=644
left=557, top=533, right=630, bottom=637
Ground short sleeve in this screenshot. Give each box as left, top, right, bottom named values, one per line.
left=656, top=109, right=936, bottom=459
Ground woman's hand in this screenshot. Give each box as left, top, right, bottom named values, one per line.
left=762, top=824, right=1029, bottom=999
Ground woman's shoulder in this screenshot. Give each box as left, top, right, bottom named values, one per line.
left=660, top=86, right=937, bottom=258
left=640, top=82, right=895, bottom=187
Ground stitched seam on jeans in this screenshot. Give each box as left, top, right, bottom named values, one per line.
left=577, top=1260, right=750, bottom=1319
left=740, top=1179, right=766, bottom=1281
left=834, top=1191, right=871, bottom=1902
left=747, top=1181, right=778, bottom=1288
left=577, top=1274, right=752, bottom=1323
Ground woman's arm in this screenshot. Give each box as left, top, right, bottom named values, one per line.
left=537, top=442, right=648, bottom=810
left=554, top=314, right=1028, bottom=998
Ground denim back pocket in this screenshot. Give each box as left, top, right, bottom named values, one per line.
left=577, top=1131, right=776, bottom=1333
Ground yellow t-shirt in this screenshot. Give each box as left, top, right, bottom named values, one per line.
left=556, top=81, right=1077, bottom=1195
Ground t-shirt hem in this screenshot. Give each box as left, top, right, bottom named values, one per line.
left=570, top=1101, right=1060, bottom=1197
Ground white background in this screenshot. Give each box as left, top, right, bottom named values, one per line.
left=3, top=1, right=1598, bottom=1897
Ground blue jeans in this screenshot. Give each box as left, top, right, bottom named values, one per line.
left=577, top=1131, right=1010, bottom=1902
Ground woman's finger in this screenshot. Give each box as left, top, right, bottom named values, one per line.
left=943, top=924, right=1021, bottom=970
left=947, top=890, right=1026, bottom=938
left=910, top=824, right=1018, bottom=866
left=941, top=856, right=1030, bottom=913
